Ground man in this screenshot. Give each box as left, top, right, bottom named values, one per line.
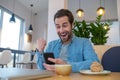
left=36, top=9, right=99, bottom=72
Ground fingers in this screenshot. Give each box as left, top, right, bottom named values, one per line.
left=43, top=58, right=67, bottom=71
left=48, top=58, right=56, bottom=63
left=48, top=58, right=67, bottom=64
left=43, top=63, right=55, bottom=71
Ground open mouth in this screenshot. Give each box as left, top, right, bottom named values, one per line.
left=60, top=32, right=67, bottom=38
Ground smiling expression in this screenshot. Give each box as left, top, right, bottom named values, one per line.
left=55, top=16, right=73, bottom=44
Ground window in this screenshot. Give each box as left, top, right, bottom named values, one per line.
left=0, top=9, right=1, bottom=19
left=107, top=21, right=120, bottom=44
left=0, top=6, right=24, bottom=50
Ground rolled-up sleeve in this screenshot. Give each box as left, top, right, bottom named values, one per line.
left=36, top=42, right=54, bottom=70
left=36, top=52, right=45, bottom=70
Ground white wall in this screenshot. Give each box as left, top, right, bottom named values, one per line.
left=32, top=9, right=48, bottom=50
left=117, top=0, right=120, bottom=43
left=47, top=0, right=68, bottom=43
left=107, top=21, right=120, bottom=44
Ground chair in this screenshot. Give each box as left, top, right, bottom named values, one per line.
left=25, top=54, right=37, bottom=69
left=0, top=50, right=12, bottom=68
left=16, top=53, right=31, bottom=68
left=101, top=46, right=120, bottom=72
left=31, top=54, right=37, bottom=63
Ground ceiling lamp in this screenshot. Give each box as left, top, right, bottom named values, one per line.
left=76, top=9, right=84, bottom=18
left=10, top=0, right=15, bottom=23
left=10, top=13, right=15, bottom=22
left=28, top=4, right=33, bottom=33
left=104, top=25, right=108, bottom=30
left=76, top=0, right=84, bottom=18
left=28, top=24, right=33, bottom=33
left=97, top=0, right=105, bottom=16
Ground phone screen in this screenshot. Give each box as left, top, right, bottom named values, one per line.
left=43, top=52, right=55, bottom=65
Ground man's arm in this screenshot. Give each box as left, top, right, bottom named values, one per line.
left=36, top=38, right=46, bottom=70
left=36, top=40, right=54, bottom=70
left=36, top=51, right=45, bottom=70
left=68, top=39, right=99, bottom=72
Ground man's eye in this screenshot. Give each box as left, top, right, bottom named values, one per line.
left=56, top=26, right=60, bottom=29
left=63, top=24, right=68, bottom=27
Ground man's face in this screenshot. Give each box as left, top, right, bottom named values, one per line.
left=55, top=16, right=72, bottom=44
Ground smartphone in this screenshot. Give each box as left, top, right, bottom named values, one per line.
left=43, top=52, right=55, bottom=65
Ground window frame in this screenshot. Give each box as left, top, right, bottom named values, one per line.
left=0, top=5, right=25, bottom=50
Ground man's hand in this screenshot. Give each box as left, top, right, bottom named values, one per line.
left=43, top=63, right=55, bottom=71
left=43, top=58, right=67, bottom=71
left=48, top=58, right=67, bottom=64
left=37, top=38, right=46, bottom=52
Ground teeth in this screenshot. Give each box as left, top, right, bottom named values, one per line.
left=61, top=33, right=66, bottom=36
left=61, top=34, right=65, bottom=36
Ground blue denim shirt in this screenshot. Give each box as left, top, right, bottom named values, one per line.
left=36, top=36, right=99, bottom=72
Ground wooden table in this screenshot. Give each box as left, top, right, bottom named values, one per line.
left=37, top=72, right=120, bottom=80
left=0, top=68, right=120, bottom=80
left=0, top=68, right=54, bottom=80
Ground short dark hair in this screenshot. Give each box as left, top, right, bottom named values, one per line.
left=54, top=9, right=74, bottom=25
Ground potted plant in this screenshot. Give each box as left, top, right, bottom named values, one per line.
left=73, top=15, right=112, bottom=45
left=90, top=15, right=112, bottom=45
left=72, top=20, right=90, bottom=38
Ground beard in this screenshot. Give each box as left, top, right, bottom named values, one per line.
left=58, top=31, right=72, bottom=44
